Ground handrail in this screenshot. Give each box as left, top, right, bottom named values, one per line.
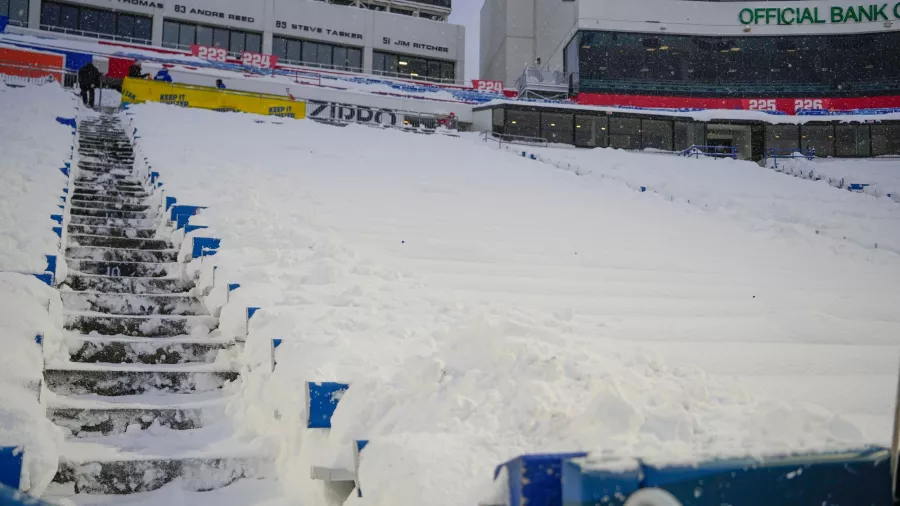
left=38, top=24, right=151, bottom=45
left=766, top=147, right=816, bottom=168
left=679, top=145, right=738, bottom=160
left=482, top=131, right=549, bottom=148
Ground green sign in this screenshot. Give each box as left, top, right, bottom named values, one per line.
left=739, top=3, right=900, bottom=24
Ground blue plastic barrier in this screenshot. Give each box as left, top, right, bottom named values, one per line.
left=0, top=16, right=7, bottom=34
left=679, top=145, right=738, bottom=160
left=498, top=446, right=892, bottom=506
left=0, top=448, right=22, bottom=490
left=306, top=382, right=350, bottom=429
left=54, top=117, right=76, bottom=129
left=191, top=237, right=220, bottom=259
left=848, top=183, right=871, bottom=192
left=165, top=196, right=177, bottom=211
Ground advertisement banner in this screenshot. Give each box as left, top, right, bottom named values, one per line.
left=576, top=92, right=900, bottom=114
left=307, top=100, right=404, bottom=126
left=121, top=78, right=306, bottom=119
left=0, top=47, right=65, bottom=82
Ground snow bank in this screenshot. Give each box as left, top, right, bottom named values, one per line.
left=125, top=102, right=900, bottom=506
left=520, top=143, right=900, bottom=256
left=0, top=83, right=75, bottom=273
left=0, top=273, right=66, bottom=496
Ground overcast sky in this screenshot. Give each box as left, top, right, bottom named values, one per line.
left=448, top=0, right=486, bottom=82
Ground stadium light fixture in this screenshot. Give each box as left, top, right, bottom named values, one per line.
left=399, top=61, right=408, bottom=66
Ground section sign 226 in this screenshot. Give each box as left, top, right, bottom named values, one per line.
left=191, top=44, right=228, bottom=63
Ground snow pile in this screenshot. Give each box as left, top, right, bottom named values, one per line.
left=772, top=157, right=900, bottom=202
left=0, top=273, right=66, bottom=496
left=521, top=144, right=900, bottom=255
left=125, top=103, right=900, bottom=506
left=0, top=82, right=75, bottom=273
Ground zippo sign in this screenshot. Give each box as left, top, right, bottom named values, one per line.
left=472, top=80, right=503, bottom=93
left=307, top=101, right=404, bottom=126
left=191, top=44, right=228, bottom=63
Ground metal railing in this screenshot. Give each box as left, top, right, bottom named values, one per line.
left=481, top=131, right=549, bottom=148
left=679, top=145, right=738, bottom=160
left=0, top=60, right=74, bottom=87
left=371, top=69, right=458, bottom=85
left=766, top=147, right=816, bottom=168
left=39, top=24, right=152, bottom=45
left=278, top=58, right=363, bottom=75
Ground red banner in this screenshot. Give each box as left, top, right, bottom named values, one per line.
left=241, top=51, right=277, bottom=69
left=576, top=92, right=900, bottom=114
left=190, top=44, right=228, bottom=63
left=472, top=79, right=504, bottom=93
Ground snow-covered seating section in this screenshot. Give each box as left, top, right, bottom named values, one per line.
left=123, top=101, right=900, bottom=505
left=772, top=157, right=900, bottom=203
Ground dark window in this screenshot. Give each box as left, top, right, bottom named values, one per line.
left=871, top=125, right=900, bottom=156
left=272, top=36, right=362, bottom=71
left=374, top=50, right=455, bottom=83
left=178, top=22, right=196, bottom=46
left=245, top=33, right=262, bottom=53
left=834, top=124, right=865, bottom=157
left=229, top=31, right=246, bottom=54
left=541, top=112, right=574, bottom=144
left=347, top=47, right=362, bottom=70
left=316, top=43, right=332, bottom=65
left=506, top=109, right=541, bottom=139
left=800, top=125, right=835, bottom=158
left=641, top=119, right=673, bottom=151
left=212, top=27, right=229, bottom=49
left=609, top=117, right=641, bottom=150
left=41, top=2, right=151, bottom=42
left=765, top=124, right=800, bottom=152
left=674, top=121, right=704, bottom=150
left=574, top=29, right=900, bottom=97
left=196, top=25, right=213, bottom=47
left=575, top=114, right=608, bottom=148
left=162, top=20, right=179, bottom=47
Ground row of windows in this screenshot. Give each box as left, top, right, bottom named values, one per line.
left=272, top=36, right=362, bottom=71
left=496, top=108, right=900, bottom=158
left=316, top=0, right=449, bottom=20
left=372, top=51, right=454, bottom=83
left=0, top=0, right=29, bottom=25
left=40, top=1, right=152, bottom=42
left=567, top=30, right=900, bottom=97
left=162, top=19, right=262, bottom=55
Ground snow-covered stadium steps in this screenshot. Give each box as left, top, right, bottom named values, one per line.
left=65, top=258, right=181, bottom=277
left=43, top=363, right=238, bottom=397
left=68, top=234, right=170, bottom=250
left=64, top=273, right=192, bottom=294
left=66, top=246, right=178, bottom=262
left=69, top=206, right=156, bottom=221
left=63, top=312, right=218, bottom=337
left=71, top=187, right=151, bottom=198
left=65, top=335, right=233, bottom=365
left=61, top=292, right=208, bottom=316
left=45, top=389, right=232, bottom=437
left=66, top=200, right=151, bottom=213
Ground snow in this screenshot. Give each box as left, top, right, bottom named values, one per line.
left=772, top=157, right=900, bottom=202
left=0, top=83, right=76, bottom=273
left=122, top=102, right=900, bottom=505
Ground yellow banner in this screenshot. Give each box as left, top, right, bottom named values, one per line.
left=121, top=78, right=306, bottom=119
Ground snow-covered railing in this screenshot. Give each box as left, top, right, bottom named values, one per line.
left=482, top=131, right=549, bottom=148
left=679, top=145, right=738, bottom=160
left=766, top=147, right=816, bottom=168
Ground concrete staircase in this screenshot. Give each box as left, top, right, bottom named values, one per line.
left=45, top=115, right=253, bottom=497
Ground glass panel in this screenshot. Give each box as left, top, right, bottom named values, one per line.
left=609, top=117, right=641, bottom=150
left=179, top=23, right=196, bottom=46
left=117, top=14, right=134, bottom=37
left=302, top=42, right=317, bottom=64
left=162, top=20, right=179, bottom=46
left=98, top=10, right=116, bottom=35
left=229, top=31, right=246, bottom=54
left=272, top=37, right=287, bottom=60
left=834, top=125, right=858, bottom=157
left=245, top=33, right=261, bottom=53
left=641, top=119, right=673, bottom=151
left=0, top=0, right=9, bottom=18
left=574, top=114, right=596, bottom=147
left=133, top=16, right=151, bottom=41
left=59, top=4, right=78, bottom=30
left=800, top=125, right=835, bottom=158
left=347, top=48, right=362, bottom=70
left=409, top=57, right=427, bottom=78
left=427, top=60, right=441, bottom=80
left=80, top=8, right=98, bottom=33
left=441, top=61, right=455, bottom=81
left=385, top=53, right=398, bottom=74
left=506, top=109, right=540, bottom=138
left=211, top=28, right=229, bottom=49
left=317, top=43, right=332, bottom=66
left=765, top=124, right=799, bottom=152
left=541, top=112, right=574, bottom=144
left=674, top=121, right=704, bottom=150
left=372, top=52, right=385, bottom=73
left=196, top=25, right=213, bottom=47
left=287, top=39, right=302, bottom=62
left=871, top=125, right=900, bottom=156
left=9, top=0, right=27, bottom=23
left=333, top=46, right=347, bottom=70
left=41, top=2, right=60, bottom=27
